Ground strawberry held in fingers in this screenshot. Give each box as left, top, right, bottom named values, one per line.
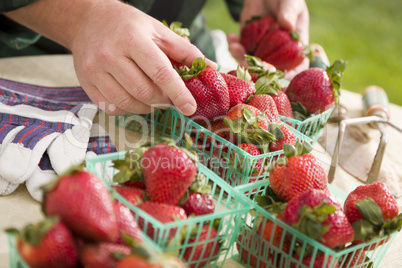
left=269, top=141, right=328, bottom=202
left=241, top=16, right=278, bottom=55
left=141, top=142, right=197, bottom=205
left=283, top=189, right=355, bottom=250
left=343, top=182, right=402, bottom=246
left=179, top=57, right=230, bottom=120
left=42, top=164, right=119, bottom=242
left=286, top=60, right=346, bottom=115
left=6, top=217, right=78, bottom=268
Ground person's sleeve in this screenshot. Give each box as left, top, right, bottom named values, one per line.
left=0, top=0, right=37, bottom=12
left=0, top=0, right=41, bottom=51
left=224, top=0, right=244, bottom=22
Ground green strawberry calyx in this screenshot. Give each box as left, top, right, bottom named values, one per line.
left=162, top=20, right=190, bottom=38
left=269, top=140, right=312, bottom=170
left=256, top=185, right=287, bottom=215
left=178, top=57, right=208, bottom=81
left=5, top=216, right=60, bottom=246
left=224, top=106, right=278, bottom=154
left=112, top=149, right=146, bottom=184
left=234, top=65, right=252, bottom=81
left=352, top=198, right=402, bottom=241
left=326, top=59, right=347, bottom=105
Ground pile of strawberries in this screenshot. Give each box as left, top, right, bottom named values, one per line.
left=6, top=140, right=224, bottom=268
left=236, top=141, right=402, bottom=267
left=6, top=162, right=186, bottom=268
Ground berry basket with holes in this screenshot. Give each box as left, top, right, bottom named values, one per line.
left=279, top=104, right=335, bottom=145
left=85, top=147, right=252, bottom=268
left=227, top=179, right=400, bottom=268
left=115, top=107, right=312, bottom=187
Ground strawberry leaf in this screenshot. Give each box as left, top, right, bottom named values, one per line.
left=356, top=198, right=385, bottom=227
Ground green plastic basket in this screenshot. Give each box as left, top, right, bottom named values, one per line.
left=228, top=180, right=398, bottom=268
left=279, top=105, right=335, bottom=144
left=115, top=108, right=312, bottom=187
left=86, top=151, right=251, bottom=268
left=6, top=223, right=169, bottom=268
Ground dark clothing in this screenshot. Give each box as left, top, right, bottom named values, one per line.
left=0, top=0, right=244, bottom=60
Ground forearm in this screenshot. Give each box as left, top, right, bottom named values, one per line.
left=3, top=0, right=117, bottom=50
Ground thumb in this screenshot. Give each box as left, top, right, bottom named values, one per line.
left=276, top=0, right=300, bottom=32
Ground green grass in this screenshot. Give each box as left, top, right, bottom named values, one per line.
left=202, top=0, right=402, bottom=106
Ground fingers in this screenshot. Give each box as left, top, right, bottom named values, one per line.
left=129, top=31, right=197, bottom=116
left=227, top=33, right=248, bottom=67
left=277, top=0, right=309, bottom=44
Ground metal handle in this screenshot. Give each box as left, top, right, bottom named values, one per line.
left=362, top=85, right=390, bottom=120
left=309, top=44, right=330, bottom=70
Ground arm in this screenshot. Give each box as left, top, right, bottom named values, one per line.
left=5, top=0, right=216, bottom=116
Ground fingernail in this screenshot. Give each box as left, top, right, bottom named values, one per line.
left=180, top=103, right=196, bottom=116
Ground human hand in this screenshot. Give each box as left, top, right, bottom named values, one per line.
left=227, top=0, right=309, bottom=80
left=70, top=2, right=217, bottom=116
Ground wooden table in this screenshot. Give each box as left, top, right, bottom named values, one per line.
left=0, top=55, right=400, bottom=268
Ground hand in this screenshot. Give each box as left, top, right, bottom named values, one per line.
left=71, top=2, right=218, bottom=115
left=227, top=0, right=309, bottom=80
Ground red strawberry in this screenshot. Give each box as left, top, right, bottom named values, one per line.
left=182, top=225, right=220, bottom=268
left=114, top=202, right=143, bottom=244
left=80, top=242, right=131, bottom=268
left=115, top=255, right=162, bottom=268
left=237, top=143, right=263, bottom=176
left=341, top=248, right=366, bottom=268
left=269, top=124, right=296, bottom=152
left=43, top=167, right=119, bottom=242
left=286, top=60, right=346, bottom=115
left=343, top=182, right=401, bottom=247
left=269, top=141, right=328, bottom=202
left=247, top=94, right=280, bottom=122
left=224, top=104, right=277, bottom=150
left=123, top=180, right=146, bottom=190
left=198, top=117, right=234, bottom=145
left=283, top=189, right=355, bottom=250
left=240, top=16, right=278, bottom=54
left=141, top=143, right=197, bottom=205
left=181, top=192, right=215, bottom=216
left=136, top=201, right=187, bottom=239
left=254, top=29, right=305, bottom=71
left=221, top=67, right=256, bottom=108
left=179, top=57, right=229, bottom=120
left=112, top=185, right=146, bottom=206
left=7, top=217, right=78, bottom=268
left=271, top=90, right=294, bottom=118
left=302, top=254, right=339, bottom=268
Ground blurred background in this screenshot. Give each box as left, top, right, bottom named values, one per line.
left=202, top=0, right=402, bottom=106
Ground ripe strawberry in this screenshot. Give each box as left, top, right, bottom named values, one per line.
left=43, top=166, right=119, bottom=242
left=237, top=143, right=263, bottom=176
left=221, top=67, right=256, bottom=108
left=7, top=217, right=78, bottom=268
left=181, top=192, right=215, bottom=216
left=123, top=180, right=146, bottom=190
left=80, top=242, right=131, bottom=268
left=141, top=143, right=197, bottom=205
left=224, top=104, right=277, bottom=150
left=112, top=185, right=146, bottom=206
left=271, top=90, right=294, bottom=118
left=269, top=141, right=328, bottom=202
left=115, top=255, right=162, bottom=268
left=182, top=225, right=220, bottom=268
left=247, top=94, right=280, bottom=123
left=283, top=189, right=355, bottom=250
left=179, top=57, right=230, bottom=120
left=302, top=254, right=339, bottom=268
left=136, top=201, right=187, bottom=239
left=286, top=60, right=346, bottom=115
left=240, top=16, right=278, bottom=54
left=343, top=182, right=401, bottom=247
left=254, top=29, right=305, bottom=71
left=114, top=202, right=143, bottom=244
left=340, top=248, right=367, bottom=268
left=269, top=124, right=296, bottom=152
left=198, top=117, right=234, bottom=145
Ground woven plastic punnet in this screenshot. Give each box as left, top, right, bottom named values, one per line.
left=228, top=180, right=398, bottom=268
left=115, top=108, right=312, bottom=186
left=7, top=223, right=169, bottom=268
left=279, top=105, right=335, bottom=145
left=85, top=151, right=251, bottom=268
